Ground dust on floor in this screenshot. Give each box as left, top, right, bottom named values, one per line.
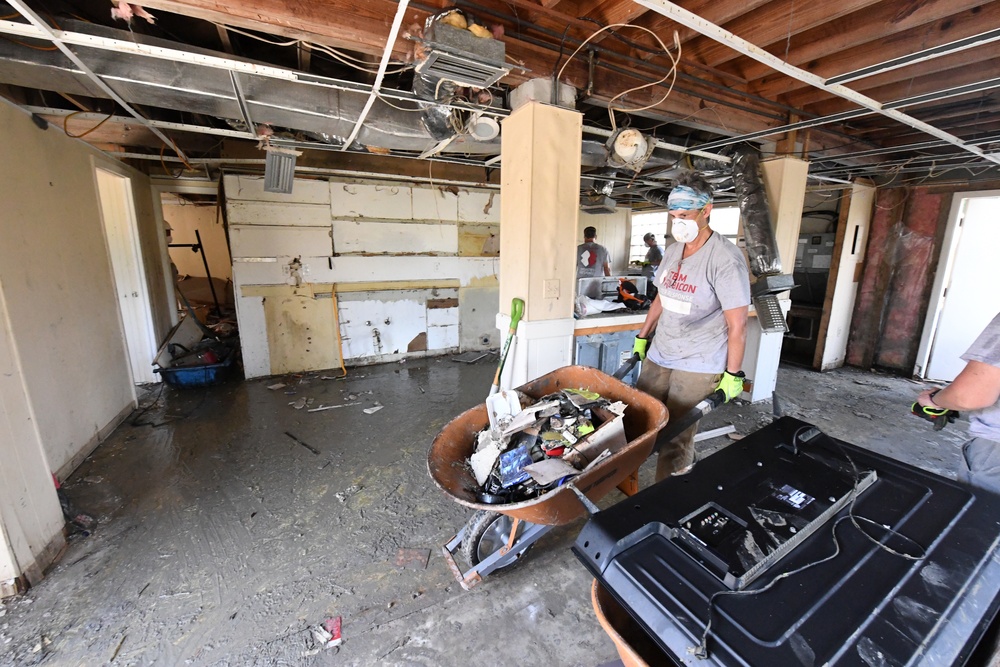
left=0, top=359, right=960, bottom=666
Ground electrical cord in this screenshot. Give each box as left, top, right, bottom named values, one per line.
left=693, top=427, right=926, bottom=659
left=212, top=21, right=412, bottom=74
left=62, top=109, right=116, bottom=138
left=554, top=23, right=681, bottom=132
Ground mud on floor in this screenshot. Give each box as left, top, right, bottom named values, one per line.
left=0, top=359, right=959, bottom=666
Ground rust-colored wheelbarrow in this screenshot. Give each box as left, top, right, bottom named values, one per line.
left=427, top=365, right=671, bottom=590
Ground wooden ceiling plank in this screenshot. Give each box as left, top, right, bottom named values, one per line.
left=799, top=56, right=1000, bottom=118
left=577, top=0, right=651, bottom=45
left=743, top=0, right=994, bottom=95
left=626, top=0, right=774, bottom=52
left=137, top=0, right=421, bottom=59
left=783, top=41, right=1000, bottom=109
left=683, top=0, right=884, bottom=70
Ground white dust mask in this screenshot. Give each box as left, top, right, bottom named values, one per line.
left=670, top=217, right=699, bottom=243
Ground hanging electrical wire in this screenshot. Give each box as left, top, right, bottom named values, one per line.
left=62, top=108, right=116, bottom=138
left=213, top=21, right=413, bottom=75
left=555, top=23, right=681, bottom=132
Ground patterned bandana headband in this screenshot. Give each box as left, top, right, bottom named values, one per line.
left=667, top=185, right=712, bottom=211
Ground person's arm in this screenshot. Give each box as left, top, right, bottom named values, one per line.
left=603, top=260, right=611, bottom=276
left=638, top=296, right=662, bottom=339
left=722, top=306, right=748, bottom=373
left=918, top=360, right=1000, bottom=411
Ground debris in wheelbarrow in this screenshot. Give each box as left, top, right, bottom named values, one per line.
left=466, top=388, right=629, bottom=505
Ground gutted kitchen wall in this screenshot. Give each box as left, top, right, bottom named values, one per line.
left=847, top=186, right=950, bottom=373
left=226, top=175, right=500, bottom=378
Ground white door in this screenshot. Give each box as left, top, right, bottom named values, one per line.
left=96, top=169, right=158, bottom=384
left=925, top=196, right=1000, bottom=381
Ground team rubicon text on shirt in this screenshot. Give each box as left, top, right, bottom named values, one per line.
left=664, top=268, right=697, bottom=294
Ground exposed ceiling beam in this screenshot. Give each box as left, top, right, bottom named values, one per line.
left=747, top=0, right=999, bottom=102
left=826, top=27, right=1000, bottom=86
left=635, top=0, right=1000, bottom=166
left=139, top=0, right=417, bottom=59
left=680, top=0, right=883, bottom=71
left=786, top=43, right=1000, bottom=110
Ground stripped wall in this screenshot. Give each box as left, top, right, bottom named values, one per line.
left=225, top=176, right=500, bottom=378
left=846, top=186, right=950, bottom=373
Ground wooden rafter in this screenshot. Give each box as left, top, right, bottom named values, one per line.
left=744, top=0, right=996, bottom=99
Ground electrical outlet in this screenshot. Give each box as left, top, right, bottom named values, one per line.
left=543, top=279, right=560, bottom=299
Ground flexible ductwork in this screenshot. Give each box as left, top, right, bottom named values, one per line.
left=639, top=145, right=782, bottom=278
left=728, top=145, right=782, bottom=277
left=412, top=70, right=458, bottom=141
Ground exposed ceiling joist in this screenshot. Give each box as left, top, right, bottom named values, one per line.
left=636, top=0, right=1000, bottom=167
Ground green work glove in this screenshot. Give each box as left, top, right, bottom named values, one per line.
left=632, top=336, right=649, bottom=361
left=716, top=370, right=745, bottom=402
left=911, top=401, right=959, bottom=431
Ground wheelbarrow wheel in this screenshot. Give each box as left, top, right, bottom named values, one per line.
left=460, top=510, right=534, bottom=570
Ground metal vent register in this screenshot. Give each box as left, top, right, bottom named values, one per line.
left=752, top=275, right=794, bottom=333
left=415, top=22, right=510, bottom=88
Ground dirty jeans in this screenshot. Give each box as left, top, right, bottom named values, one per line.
left=958, top=437, right=1000, bottom=495
left=636, top=360, right=721, bottom=482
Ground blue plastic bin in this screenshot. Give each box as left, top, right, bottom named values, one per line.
left=155, top=353, right=234, bottom=388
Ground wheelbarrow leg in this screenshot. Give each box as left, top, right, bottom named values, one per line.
left=440, top=519, right=553, bottom=591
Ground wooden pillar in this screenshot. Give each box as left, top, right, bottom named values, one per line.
left=814, top=180, right=874, bottom=370
left=761, top=156, right=810, bottom=277
left=743, top=156, right=809, bottom=402
left=497, top=102, right=582, bottom=388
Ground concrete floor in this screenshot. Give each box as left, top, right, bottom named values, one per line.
left=0, top=357, right=965, bottom=666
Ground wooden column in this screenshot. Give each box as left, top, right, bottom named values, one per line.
left=743, top=156, right=809, bottom=402
left=814, top=180, right=874, bottom=370
left=497, top=101, right=582, bottom=388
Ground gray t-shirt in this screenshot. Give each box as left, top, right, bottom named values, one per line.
left=576, top=241, right=610, bottom=278
left=647, top=232, right=751, bottom=373
left=961, top=312, right=1000, bottom=441
left=643, top=244, right=663, bottom=278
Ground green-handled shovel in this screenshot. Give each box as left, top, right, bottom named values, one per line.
left=489, top=297, right=525, bottom=397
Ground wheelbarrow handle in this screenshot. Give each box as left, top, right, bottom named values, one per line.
left=612, top=353, right=641, bottom=380
left=651, top=389, right=727, bottom=456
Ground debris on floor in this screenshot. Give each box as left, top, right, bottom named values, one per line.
left=151, top=313, right=240, bottom=388
left=335, top=485, right=362, bottom=502
left=394, top=548, right=431, bottom=570
left=267, top=382, right=286, bottom=391
left=307, top=402, right=360, bottom=413
left=312, top=616, right=342, bottom=648
left=363, top=404, right=384, bottom=415
left=451, top=350, right=492, bottom=364
left=284, top=431, right=320, bottom=455
left=468, top=388, right=628, bottom=505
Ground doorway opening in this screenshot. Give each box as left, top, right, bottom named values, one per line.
left=917, top=191, right=1000, bottom=381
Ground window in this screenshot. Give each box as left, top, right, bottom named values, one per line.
left=709, top=206, right=741, bottom=243
left=629, top=206, right=741, bottom=264
left=629, top=212, right=668, bottom=262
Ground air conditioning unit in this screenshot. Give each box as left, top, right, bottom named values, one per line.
left=415, top=22, right=510, bottom=88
